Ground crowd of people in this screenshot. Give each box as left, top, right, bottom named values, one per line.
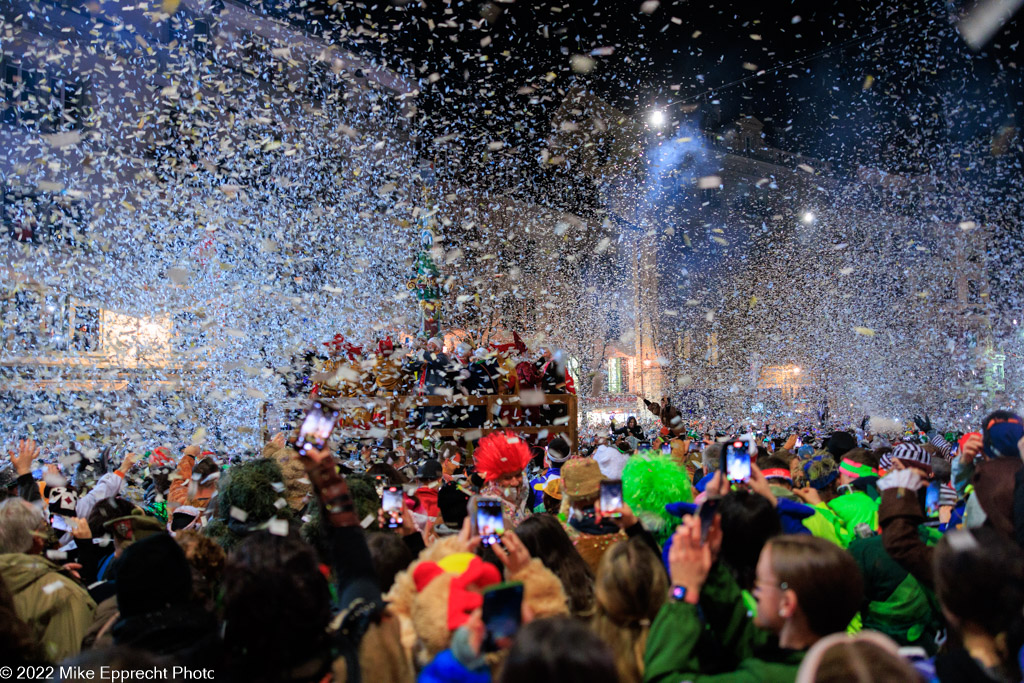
left=2, top=388, right=1024, bottom=683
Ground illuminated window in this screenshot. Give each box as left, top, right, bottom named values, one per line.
left=607, top=357, right=623, bottom=394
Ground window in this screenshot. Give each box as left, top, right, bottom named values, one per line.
left=70, top=303, right=100, bottom=352
left=967, top=279, right=983, bottom=305
left=3, top=187, right=88, bottom=247
left=0, top=61, right=85, bottom=132
left=0, top=289, right=63, bottom=353
left=607, top=357, right=630, bottom=394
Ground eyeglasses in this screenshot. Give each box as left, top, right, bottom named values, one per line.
left=754, top=580, right=790, bottom=594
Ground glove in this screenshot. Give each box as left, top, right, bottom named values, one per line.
left=912, top=412, right=933, bottom=434
left=877, top=469, right=925, bottom=492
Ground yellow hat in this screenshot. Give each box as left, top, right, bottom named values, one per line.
left=542, top=477, right=563, bottom=500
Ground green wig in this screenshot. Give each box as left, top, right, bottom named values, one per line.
left=622, top=451, right=694, bottom=545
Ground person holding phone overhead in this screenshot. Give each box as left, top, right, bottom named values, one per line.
left=644, top=511, right=863, bottom=683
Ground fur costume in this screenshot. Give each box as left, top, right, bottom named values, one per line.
left=385, top=536, right=568, bottom=666
left=315, top=335, right=373, bottom=427
left=373, top=336, right=405, bottom=395
left=621, top=451, right=694, bottom=545
left=203, top=458, right=292, bottom=552
left=261, top=442, right=312, bottom=512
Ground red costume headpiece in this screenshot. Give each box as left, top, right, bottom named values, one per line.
left=473, top=431, right=533, bottom=482
left=489, top=331, right=528, bottom=356
left=377, top=336, right=395, bottom=357
left=324, top=334, right=347, bottom=352
left=324, top=334, right=362, bottom=361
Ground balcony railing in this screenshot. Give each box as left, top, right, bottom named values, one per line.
left=261, top=393, right=579, bottom=448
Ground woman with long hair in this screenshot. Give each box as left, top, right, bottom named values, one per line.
left=590, top=537, right=668, bottom=683
left=515, top=513, right=595, bottom=616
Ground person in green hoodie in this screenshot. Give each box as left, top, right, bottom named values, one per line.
left=792, top=453, right=879, bottom=547
left=643, top=478, right=864, bottom=683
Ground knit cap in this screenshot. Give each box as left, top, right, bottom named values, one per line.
left=982, top=410, right=1024, bottom=459
left=889, top=442, right=932, bottom=475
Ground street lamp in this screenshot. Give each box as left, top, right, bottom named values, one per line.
left=649, top=109, right=666, bottom=128
left=801, top=211, right=815, bottom=224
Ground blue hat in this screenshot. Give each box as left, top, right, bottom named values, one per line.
left=982, top=410, right=1023, bottom=459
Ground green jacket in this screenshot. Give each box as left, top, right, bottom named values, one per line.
left=847, top=534, right=941, bottom=653
left=771, top=487, right=843, bottom=546
left=800, top=509, right=844, bottom=546
left=644, top=564, right=805, bottom=683
left=829, top=490, right=879, bottom=531
left=0, top=553, right=97, bottom=662
left=813, top=491, right=879, bottom=548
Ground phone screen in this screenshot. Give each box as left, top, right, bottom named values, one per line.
left=476, top=499, right=505, bottom=546
left=697, top=496, right=720, bottom=544
left=383, top=487, right=403, bottom=529
left=924, top=482, right=940, bottom=517
left=724, top=441, right=752, bottom=482
left=482, top=582, right=524, bottom=652
left=295, top=401, right=339, bottom=454
left=600, top=480, right=623, bottom=518
left=795, top=437, right=803, bottom=448
left=661, top=443, right=672, bottom=454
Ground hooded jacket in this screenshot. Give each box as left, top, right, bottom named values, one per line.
left=0, top=553, right=96, bottom=662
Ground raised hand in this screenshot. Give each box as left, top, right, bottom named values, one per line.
left=69, top=517, right=92, bottom=540
left=783, top=433, right=798, bottom=451
left=960, top=433, right=983, bottom=465
left=491, top=530, right=532, bottom=575
left=119, top=451, right=140, bottom=473
left=746, top=463, right=778, bottom=508
left=668, top=515, right=716, bottom=604
left=912, top=412, right=933, bottom=434
left=12, top=439, right=39, bottom=476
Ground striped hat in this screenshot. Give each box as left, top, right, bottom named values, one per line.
left=887, top=443, right=932, bottom=475
left=927, top=433, right=953, bottom=461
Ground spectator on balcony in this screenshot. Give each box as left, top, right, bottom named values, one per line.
left=611, top=416, right=645, bottom=442
left=406, top=336, right=454, bottom=428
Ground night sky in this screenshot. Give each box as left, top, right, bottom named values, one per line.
left=271, top=0, right=1023, bottom=176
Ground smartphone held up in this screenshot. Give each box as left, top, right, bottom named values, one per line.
left=294, top=400, right=339, bottom=455
left=473, top=497, right=505, bottom=546
left=599, top=479, right=624, bottom=518
left=482, top=582, right=524, bottom=652
left=722, top=439, right=753, bottom=483
left=382, top=487, right=403, bottom=529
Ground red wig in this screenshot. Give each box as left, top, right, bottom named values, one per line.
left=473, top=432, right=533, bottom=482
